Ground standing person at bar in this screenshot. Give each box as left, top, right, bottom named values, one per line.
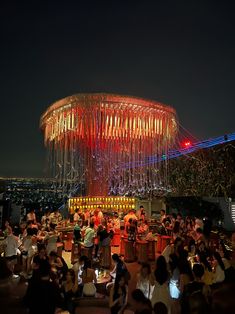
left=124, top=209, right=137, bottom=227
left=97, top=206, right=104, bottom=223
left=50, top=208, right=63, bottom=225
left=84, top=208, right=90, bottom=224
left=27, top=209, right=36, bottom=224
left=83, top=222, right=95, bottom=247
left=73, top=208, right=80, bottom=224
left=44, top=223, right=60, bottom=255
left=160, top=209, right=166, bottom=223
left=136, top=205, right=146, bottom=220
left=41, top=209, right=51, bottom=229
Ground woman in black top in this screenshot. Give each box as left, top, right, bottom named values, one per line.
left=61, top=269, right=78, bottom=314
left=109, top=275, right=128, bottom=314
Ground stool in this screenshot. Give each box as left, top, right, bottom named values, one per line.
left=100, top=245, right=111, bottom=269
left=147, top=240, right=156, bottom=261
left=56, top=242, right=63, bottom=257
left=63, top=232, right=73, bottom=251
left=156, top=235, right=162, bottom=254
left=136, top=240, right=148, bottom=263
left=71, top=241, right=81, bottom=264
left=124, top=240, right=135, bottom=263
left=80, top=246, right=93, bottom=260
left=161, top=236, right=171, bottom=253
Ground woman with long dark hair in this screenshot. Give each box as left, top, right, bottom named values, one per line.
left=151, top=255, right=171, bottom=311
left=109, top=275, right=128, bottom=314
left=61, top=269, right=78, bottom=314
left=178, top=250, right=193, bottom=294
left=81, top=257, right=97, bottom=296
left=212, top=251, right=225, bottom=284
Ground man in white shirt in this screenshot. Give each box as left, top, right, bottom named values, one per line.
left=84, top=222, right=95, bottom=248
left=41, top=209, right=51, bottom=228
left=27, top=209, right=36, bottom=223
left=73, top=209, right=80, bottom=223
left=2, top=227, right=20, bottom=278
left=84, top=208, right=90, bottom=224
left=97, top=207, right=104, bottom=222
left=49, top=209, right=63, bottom=225
left=113, top=213, right=120, bottom=231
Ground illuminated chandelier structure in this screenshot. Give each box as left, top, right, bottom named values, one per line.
left=40, top=93, right=178, bottom=196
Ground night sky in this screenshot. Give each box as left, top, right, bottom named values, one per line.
left=1, top=0, right=235, bottom=178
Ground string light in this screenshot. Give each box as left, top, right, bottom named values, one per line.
left=40, top=93, right=178, bottom=196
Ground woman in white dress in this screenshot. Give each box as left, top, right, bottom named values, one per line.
left=44, top=223, right=59, bottom=255
left=151, top=255, right=171, bottom=312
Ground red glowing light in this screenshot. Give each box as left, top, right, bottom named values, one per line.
left=182, top=140, right=192, bottom=148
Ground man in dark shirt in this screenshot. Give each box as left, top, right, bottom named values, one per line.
left=182, top=263, right=210, bottom=314
left=25, top=262, right=63, bottom=314
left=32, top=244, right=50, bottom=281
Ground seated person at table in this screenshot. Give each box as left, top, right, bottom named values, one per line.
left=72, top=255, right=88, bottom=286
left=81, top=258, right=97, bottom=297
left=49, top=251, right=68, bottom=283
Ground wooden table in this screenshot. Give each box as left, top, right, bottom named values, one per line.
left=136, top=240, right=148, bottom=263
left=124, top=239, right=135, bottom=263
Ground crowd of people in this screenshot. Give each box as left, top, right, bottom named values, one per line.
left=0, top=205, right=234, bottom=314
